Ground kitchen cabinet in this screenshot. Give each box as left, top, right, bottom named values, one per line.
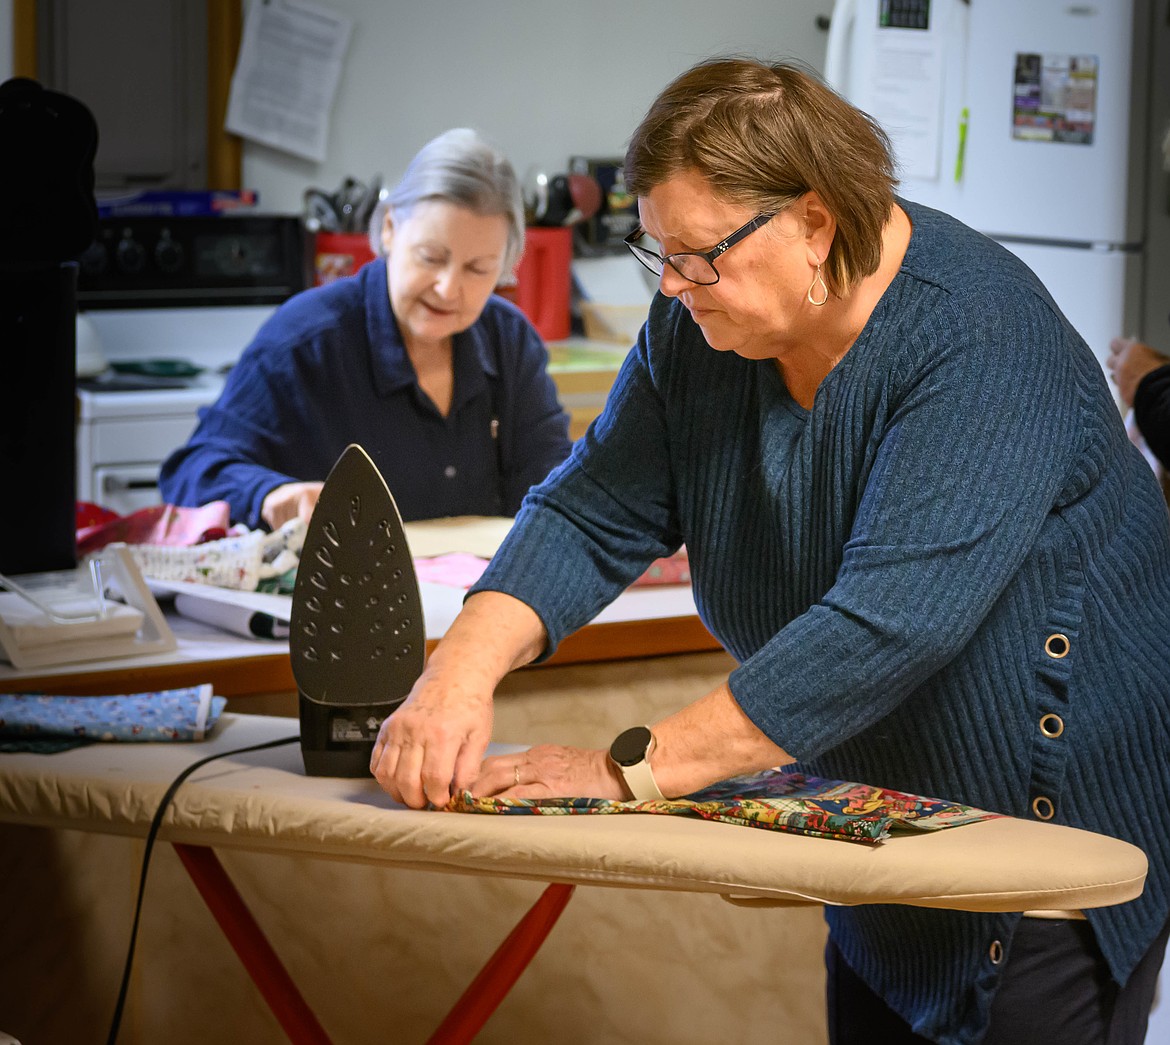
left=28, top=0, right=241, bottom=191
left=35, top=0, right=206, bottom=190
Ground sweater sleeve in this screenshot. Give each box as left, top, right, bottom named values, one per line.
left=158, top=329, right=311, bottom=527
left=1134, top=363, right=1170, bottom=469
left=471, top=316, right=681, bottom=651
left=729, top=290, right=1083, bottom=760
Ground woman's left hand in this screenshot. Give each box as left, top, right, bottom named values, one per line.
left=469, top=744, right=627, bottom=802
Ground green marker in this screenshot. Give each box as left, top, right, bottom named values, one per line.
left=955, top=107, right=970, bottom=183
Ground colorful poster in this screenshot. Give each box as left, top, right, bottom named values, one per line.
left=1012, top=52, right=1098, bottom=145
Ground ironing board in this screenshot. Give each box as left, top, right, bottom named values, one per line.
left=0, top=713, right=1147, bottom=1045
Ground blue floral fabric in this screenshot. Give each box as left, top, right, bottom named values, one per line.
left=0, top=685, right=225, bottom=751
left=449, top=770, right=1003, bottom=845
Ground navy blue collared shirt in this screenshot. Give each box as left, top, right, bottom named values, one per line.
left=159, top=258, right=572, bottom=525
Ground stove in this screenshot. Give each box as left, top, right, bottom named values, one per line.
left=75, top=214, right=309, bottom=515
left=75, top=307, right=270, bottom=515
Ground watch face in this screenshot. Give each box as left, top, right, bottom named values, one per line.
left=610, top=725, right=653, bottom=767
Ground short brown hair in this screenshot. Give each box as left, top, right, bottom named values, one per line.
left=624, top=58, right=897, bottom=295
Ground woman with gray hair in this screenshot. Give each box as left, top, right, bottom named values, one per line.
left=160, top=127, right=571, bottom=527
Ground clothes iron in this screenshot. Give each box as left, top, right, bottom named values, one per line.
left=290, top=444, right=425, bottom=777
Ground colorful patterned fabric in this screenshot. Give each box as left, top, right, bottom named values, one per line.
left=449, top=770, right=1003, bottom=845
left=127, top=518, right=306, bottom=591
left=0, top=685, right=226, bottom=750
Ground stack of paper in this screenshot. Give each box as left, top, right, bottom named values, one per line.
left=0, top=594, right=144, bottom=649
left=0, top=546, right=176, bottom=670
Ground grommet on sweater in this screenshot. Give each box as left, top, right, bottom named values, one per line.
left=1032, top=795, right=1056, bottom=820
left=1044, top=633, right=1070, bottom=659
left=989, top=940, right=1004, bottom=965
left=1039, top=713, right=1065, bottom=738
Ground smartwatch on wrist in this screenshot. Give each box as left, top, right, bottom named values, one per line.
left=609, top=725, right=665, bottom=800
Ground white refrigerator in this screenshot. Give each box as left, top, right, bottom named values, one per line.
left=824, top=0, right=1151, bottom=380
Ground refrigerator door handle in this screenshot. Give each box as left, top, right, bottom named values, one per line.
left=824, top=0, right=859, bottom=92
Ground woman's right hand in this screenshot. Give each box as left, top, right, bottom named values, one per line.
left=369, top=590, right=548, bottom=808
left=261, top=481, right=323, bottom=529
left=369, top=663, right=496, bottom=809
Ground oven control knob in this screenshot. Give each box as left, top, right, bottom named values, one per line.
left=154, top=232, right=185, bottom=274
left=214, top=237, right=249, bottom=276
left=78, top=239, right=109, bottom=275
left=116, top=235, right=147, bottom=275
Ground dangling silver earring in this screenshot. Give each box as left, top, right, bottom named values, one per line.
left=807, top=264, right=829, bottom=307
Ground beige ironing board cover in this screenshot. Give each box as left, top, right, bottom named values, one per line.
left=0, top=713, right=1146, bottom=912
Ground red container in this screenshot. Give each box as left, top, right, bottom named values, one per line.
left=315, top=231, right=376, bottom=286
left=510, top=226, right=572, bottom=341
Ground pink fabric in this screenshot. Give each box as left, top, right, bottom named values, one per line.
left=413, top=552, right=491, bottom=588
left=75, top=502, right=120, bottom=530
left=413, top=547, right=692, bottom=591
left=76, top=501, right=233, bottom=555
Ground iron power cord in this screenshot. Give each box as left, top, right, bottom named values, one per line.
left=105, top=732, right=301, bottom=1045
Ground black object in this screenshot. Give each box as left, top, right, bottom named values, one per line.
left=0, top=78, right=98, bottom=272
left=609, top=726, right=655, bottom=767
left=0, top=78, right=98, bottom=574
left=77, top=214, right=312, bottom=309
left=291, top=444, right=426, bottom=777
left=532, top=173, right=575, bottom=227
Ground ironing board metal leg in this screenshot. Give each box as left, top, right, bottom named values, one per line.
left=173, top=842, right=333, bottom=1045
left=426, top=882, right=577, bottom=1045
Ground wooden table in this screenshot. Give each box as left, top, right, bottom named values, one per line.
left=0, top=579, right=721, bottom=697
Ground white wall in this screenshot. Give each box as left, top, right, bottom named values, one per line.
left=0, top=0, right=14, bottom=82
left=242, top=0, right=835, bottom=214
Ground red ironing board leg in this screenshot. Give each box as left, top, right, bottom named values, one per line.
left=173, top=843, right=333, bottom=1045
left=174, top=842, right=571, bottom=1045
left=426, top=882, right=576, bottom=1045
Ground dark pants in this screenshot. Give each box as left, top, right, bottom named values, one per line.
left=826, top=915, right=1170, bottom=1045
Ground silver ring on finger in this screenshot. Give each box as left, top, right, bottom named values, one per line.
left=514, top=764, right=521, bottom=787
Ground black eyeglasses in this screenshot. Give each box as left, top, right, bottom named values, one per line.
left=624, top=213, right=774, bottom=286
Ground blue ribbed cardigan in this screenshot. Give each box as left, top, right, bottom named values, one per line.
left=472, top=201, right=1170, bottom=1044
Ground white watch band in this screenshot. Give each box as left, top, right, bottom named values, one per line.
left=619, top=755, right=665, bottom=801
left=610, top=726, right=666, bottom=800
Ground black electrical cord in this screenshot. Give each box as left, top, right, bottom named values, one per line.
left=105, top=733, right=301, bottom=1045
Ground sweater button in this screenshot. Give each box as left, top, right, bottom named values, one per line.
left=1044, top=633, right=1070, bottom=659
left=444, top=465, right=457, bottom=478
left=989, top=940, right=1004, bottom=965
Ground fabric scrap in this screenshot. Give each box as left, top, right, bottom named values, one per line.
left=449, top=769, right=1003, bottom=845
left=76, top=501, right=233, bottom=555
left=129, top=518, right=306, bottom=591
left=0, top=685, right=226, bottom=747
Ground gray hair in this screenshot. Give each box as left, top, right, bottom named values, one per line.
left=368, top=127, right=525, bottom=272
